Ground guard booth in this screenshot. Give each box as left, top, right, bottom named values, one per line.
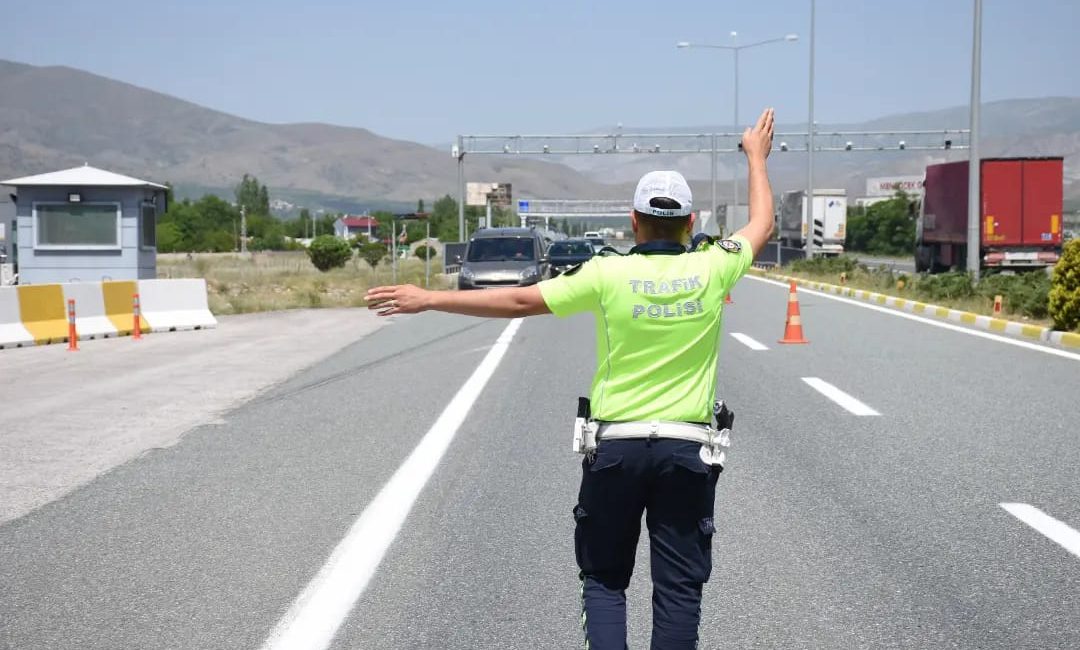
left=0, top=187, right=14, bottom=285
left=0, top=165, right=167, bottom=284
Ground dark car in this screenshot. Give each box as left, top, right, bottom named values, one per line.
left=547, top=239, right=596, bottom=277
left=458, top=228, right=549, bottom=290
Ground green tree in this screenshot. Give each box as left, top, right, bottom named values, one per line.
left=314, top=213, right=338, bottom=237
left=845, top=192, right=914, bottom=255
left=430, top=195, right=460, bottom=242
left=417, top=199, right=425, bottom=213
left=307, top=235, right=352, bottom=271
left=299, top=208, right=312, bottom=238
left=1049, top=238, right=1080, bottom=331
left=235, top=173, right=269, bottom=216
left=160, top=194, right=240, bottom=251
left=157, top=221, right=181, bottom=253
left=845, top=207, right=872, bottom=252
left=358, top=241, right=387, bottom=269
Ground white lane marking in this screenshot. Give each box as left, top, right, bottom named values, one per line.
left=1001, top=503, right=1080, bottom=559
left=801, top=377, right=881, bottom=416
left=745, top=275, right=1080, bottom=363
left=731, top=332, right=769, bottom=351
left=260, top=318, right=524, bottom=650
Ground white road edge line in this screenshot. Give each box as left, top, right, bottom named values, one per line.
left=731, top=332, right=769, bottom=351
left=1000, top=503, right=1080, bottom=559
left=801, top=377, right=881, bottom=416
left=260, top=318, right=524, bottom=650
left=745, top=274, right=1080, bottom=362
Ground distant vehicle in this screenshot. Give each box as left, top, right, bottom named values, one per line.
left=583, top=231, right=605, bottom=249
left=458, top=227, right=549, bottom=290
left=779, top=189, right=847, bottom=256
left=916, top=157, right=1064, bottom=273
left=547, top=239, right=596, bottom=277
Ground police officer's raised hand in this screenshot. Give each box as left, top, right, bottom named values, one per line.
left=365, top=284, right=430, bottom=316
left=741, top=107, right=775, bottom=163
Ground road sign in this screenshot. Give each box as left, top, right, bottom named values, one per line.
left=518, top=200, right=529, bottom=213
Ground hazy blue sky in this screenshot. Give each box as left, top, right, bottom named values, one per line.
left=4, top=0, right=1078, bottom=143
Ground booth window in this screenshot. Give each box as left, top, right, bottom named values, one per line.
left=34, top=203, right=121, bottom=249
left=141, top=202, right=156, bottom=248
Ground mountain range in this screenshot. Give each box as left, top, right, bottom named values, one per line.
left=1, top=58, right=1077, bottom=212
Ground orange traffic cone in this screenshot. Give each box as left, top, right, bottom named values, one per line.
left=725, top=291, right=733, bottom=305
left=779, top=281, right=809, bottom=344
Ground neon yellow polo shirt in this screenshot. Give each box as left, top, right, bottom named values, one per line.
left=538, top=236, right=753, bottom=423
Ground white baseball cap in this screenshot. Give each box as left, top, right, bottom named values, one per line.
left=633, top=170, right=693, bottom=217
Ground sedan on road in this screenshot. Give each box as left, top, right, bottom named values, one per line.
left=547, top=239, right=596, bottom=277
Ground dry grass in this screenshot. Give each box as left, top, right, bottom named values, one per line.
left=158, top=252, right=453, bottom=315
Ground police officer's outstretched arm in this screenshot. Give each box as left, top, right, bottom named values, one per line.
left=364, top=284, right=551, bottom=318
left=733, top=108, right=776, bottom=257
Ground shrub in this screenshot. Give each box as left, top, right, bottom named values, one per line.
left=977, top=271, right=1051, bottom=320
left=1049, top=239, right=1080, bottom=331
left=914, top=272, right=975, bottom=301
left=358, top=241, right=387, bottom=269
left=414, top=245, right=436, bottom=260
left=306, top=235, right=352, bottom=272
left=788, top=255, right=857, bottom=275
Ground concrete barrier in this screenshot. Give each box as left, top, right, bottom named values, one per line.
left=17, top=284, right=68, bottom=344
left=137, top=279, right=217, bottom=332
left=102, top=280, right=148, bottom=336
left=0, top=288, right=33, bottom=349
left=62, top=282, right=118, bottom=340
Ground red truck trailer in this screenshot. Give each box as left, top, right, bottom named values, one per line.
left=915, top=157, right=1064, bottom=273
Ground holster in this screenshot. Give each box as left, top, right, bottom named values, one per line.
left=707, top=400, right=735, bottom=469
left=572, top=397, right=598, bottom=454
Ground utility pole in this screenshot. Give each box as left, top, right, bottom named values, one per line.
left=967, top=0, right=983, bottom=279
left=240, top=205, right=247, bottom=254
left=455, top=138, right=466, bottom=243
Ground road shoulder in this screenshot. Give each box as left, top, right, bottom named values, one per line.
left=0, top=308, right=386, bottom=525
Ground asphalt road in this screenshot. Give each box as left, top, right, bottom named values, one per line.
left=2, top=277, right=1079, bottom=649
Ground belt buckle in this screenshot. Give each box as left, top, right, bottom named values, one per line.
left=648, top=420, right=660, bottom=439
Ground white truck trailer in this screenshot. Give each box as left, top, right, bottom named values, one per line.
left=779, top=189, right=847, bottom=256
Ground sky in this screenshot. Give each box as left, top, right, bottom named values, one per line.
left=3, top=0, right=1079, bottom=144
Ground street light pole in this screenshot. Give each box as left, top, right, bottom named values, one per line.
left=806, top=0, right=816, bottom=259
left=967, top=0, right=983, bottom=279
left=710, top=134, right=716, bottom=235
left=677, top=33, right=798, bottom=237
left=732, top=34, right=740, bottom=217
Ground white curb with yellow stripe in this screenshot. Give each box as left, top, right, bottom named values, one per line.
left=749, top=268, right=1080, bottom=352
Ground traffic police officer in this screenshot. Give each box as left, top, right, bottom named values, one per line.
left=365, top=108, right=777, bottom=649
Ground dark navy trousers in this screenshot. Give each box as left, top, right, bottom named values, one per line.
left=574, top=438, right=720, bottom=649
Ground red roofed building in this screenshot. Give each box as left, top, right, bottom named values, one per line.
left=334, top=215, right=379, bottom=239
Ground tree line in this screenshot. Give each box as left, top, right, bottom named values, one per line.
left=844, top=192, right=917, bottom=256
left=156, top=174, right=524, bottom=253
